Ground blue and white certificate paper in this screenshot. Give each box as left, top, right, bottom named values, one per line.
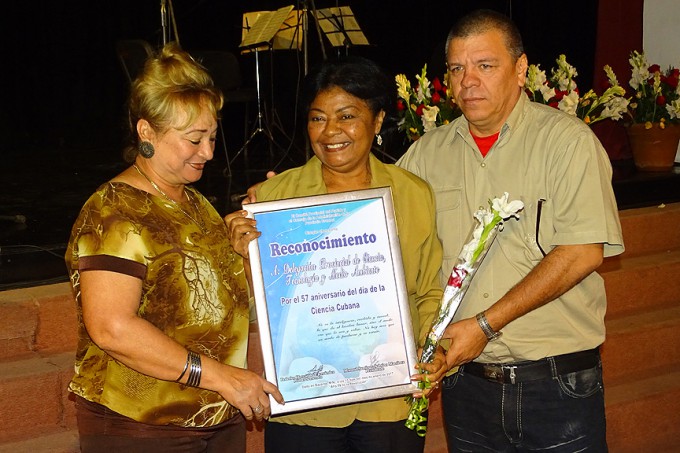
left=246, top=188, right=418, bottom=415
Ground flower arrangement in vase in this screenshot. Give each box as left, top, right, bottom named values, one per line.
left=625, top=50, right=680, bottom=171
left=627, top=50, right=680, bottom=128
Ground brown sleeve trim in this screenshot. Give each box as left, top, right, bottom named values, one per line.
left=79, top=255, right=146, bottom=279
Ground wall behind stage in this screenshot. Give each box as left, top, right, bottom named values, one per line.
left=0, top=0, right=599, bottom=157
left=644, top=0, right=680, bottom=69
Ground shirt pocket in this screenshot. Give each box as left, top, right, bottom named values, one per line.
left=520, top=197, right=553, bottom=263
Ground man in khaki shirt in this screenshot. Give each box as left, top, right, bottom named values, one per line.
left=397, top=9, right=623, bottom=452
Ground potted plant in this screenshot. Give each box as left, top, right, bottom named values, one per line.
left=625, top=50, right=680, bottom=171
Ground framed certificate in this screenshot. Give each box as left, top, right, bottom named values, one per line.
left=244, top=187, right=418, bottom=415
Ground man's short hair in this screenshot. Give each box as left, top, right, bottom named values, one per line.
left=446, top=9, right=525, bottom=61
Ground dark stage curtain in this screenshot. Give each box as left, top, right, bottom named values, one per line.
left=592, top=0, right=644, bottom=163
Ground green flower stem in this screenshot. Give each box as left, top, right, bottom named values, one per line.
left=405, top=368, right=434, bottom=437
left=471, top=214, right=501, bottom=263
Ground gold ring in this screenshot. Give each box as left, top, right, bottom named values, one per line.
left=254, top=404, right=263, bottom=413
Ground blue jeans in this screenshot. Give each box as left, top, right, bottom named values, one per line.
left=441, top=360, right=607, bottom=452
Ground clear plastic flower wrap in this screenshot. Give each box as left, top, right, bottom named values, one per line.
left=405, top=193, right=524, bottom=436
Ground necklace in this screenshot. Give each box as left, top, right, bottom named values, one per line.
left=132, top=164, right=207, bottom=233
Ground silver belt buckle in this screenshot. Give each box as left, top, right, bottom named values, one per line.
left=483, top=364, right=505, bottom=383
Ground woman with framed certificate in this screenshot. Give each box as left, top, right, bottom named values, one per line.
left=227, top=56, right=447, bottom=453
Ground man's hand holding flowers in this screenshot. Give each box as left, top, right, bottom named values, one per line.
left=411, top=345, right=448, bottom=398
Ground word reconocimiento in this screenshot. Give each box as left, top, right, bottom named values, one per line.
left=269, top=233, right=377, bottom=257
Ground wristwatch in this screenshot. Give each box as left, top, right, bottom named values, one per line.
left=476, top=311, right=502, bottom=341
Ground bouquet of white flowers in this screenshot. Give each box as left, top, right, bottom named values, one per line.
left=405, top=193, right=524, bottom=436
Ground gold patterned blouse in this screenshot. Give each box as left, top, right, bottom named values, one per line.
left=65, top=181, right=250, bottom=427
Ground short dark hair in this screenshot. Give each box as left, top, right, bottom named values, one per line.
left=446, top=9, right=524, bottom=61
left=300, top=56, right=397, bottom=134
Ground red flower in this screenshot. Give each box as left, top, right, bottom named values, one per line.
left=397, top=99, right=406, bottom=111
left=431, top=92, right=441, bottom=104
left=447, top=267, right=468, bottom=288
left=656, top=95, right=666, bottom=106
left=549, top=101, right=559, bottom=109
left=649, top=64, right=661, bottom=74
left=667, top=71, right=679, bottom=89
left=433, top=77, right=443, bottom=92
left=554, top=90, right=566, bottom=101
left=416, top=104, right=425, bottom=116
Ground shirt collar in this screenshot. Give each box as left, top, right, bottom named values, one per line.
left=451, top=90, right=528, bottom=143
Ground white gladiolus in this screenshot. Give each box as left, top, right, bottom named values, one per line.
left=667, top=99, right=680, bottom=120
left=558, top=91, right=580, bottom=116
left=492, top=192, right=524, bottom=220
left=526, top=64, right=548, bottom=92
left=553, top=54, right=578, bottom=92
left=601, top=95, right=630, bottom=121
left=539, top=85, right=556, bottom=102
left=629, top=50, right=649, bottom=90
left=421, top=105, right=440, bottom=133
left=415, top=69, right=431, bottom=104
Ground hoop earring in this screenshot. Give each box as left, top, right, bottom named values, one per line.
left=139, top=141, right=155, bottom=158
left=376, top=134, right=383, bottom=146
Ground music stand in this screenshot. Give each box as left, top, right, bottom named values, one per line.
left=243, top=7, right=304, bottom=164
left=314, top=6, right=369, bottom=55
left=234, top=5, right=295, bottom=172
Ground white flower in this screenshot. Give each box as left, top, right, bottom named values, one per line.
left=491, top=192, right=524, bottom=220
left=421, top=105, right=440, bottom=133
left=601, top=96, right=629, bottom=121
left=415, top=66, right=431, bottom=104
left=539, top=85, right=556, bottom=102
left=667, top=99, right=680, bottom=120
left=552, top=54, right=578, bottom=92
left=526, top=64, right=556, bottom=102
left=474, top=207, right=496, bottom=227
left=558, top=91, right=580, bottom=116
left=526, top=64, right=548, bottom=92
left=629, top=50, right=649, bottom=90
left=459, top=236, right=480, bottom=263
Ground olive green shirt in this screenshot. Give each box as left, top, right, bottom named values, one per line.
left=258, top=154, right=444, bottom=426
left=398, top=92, right=624, bottom=363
